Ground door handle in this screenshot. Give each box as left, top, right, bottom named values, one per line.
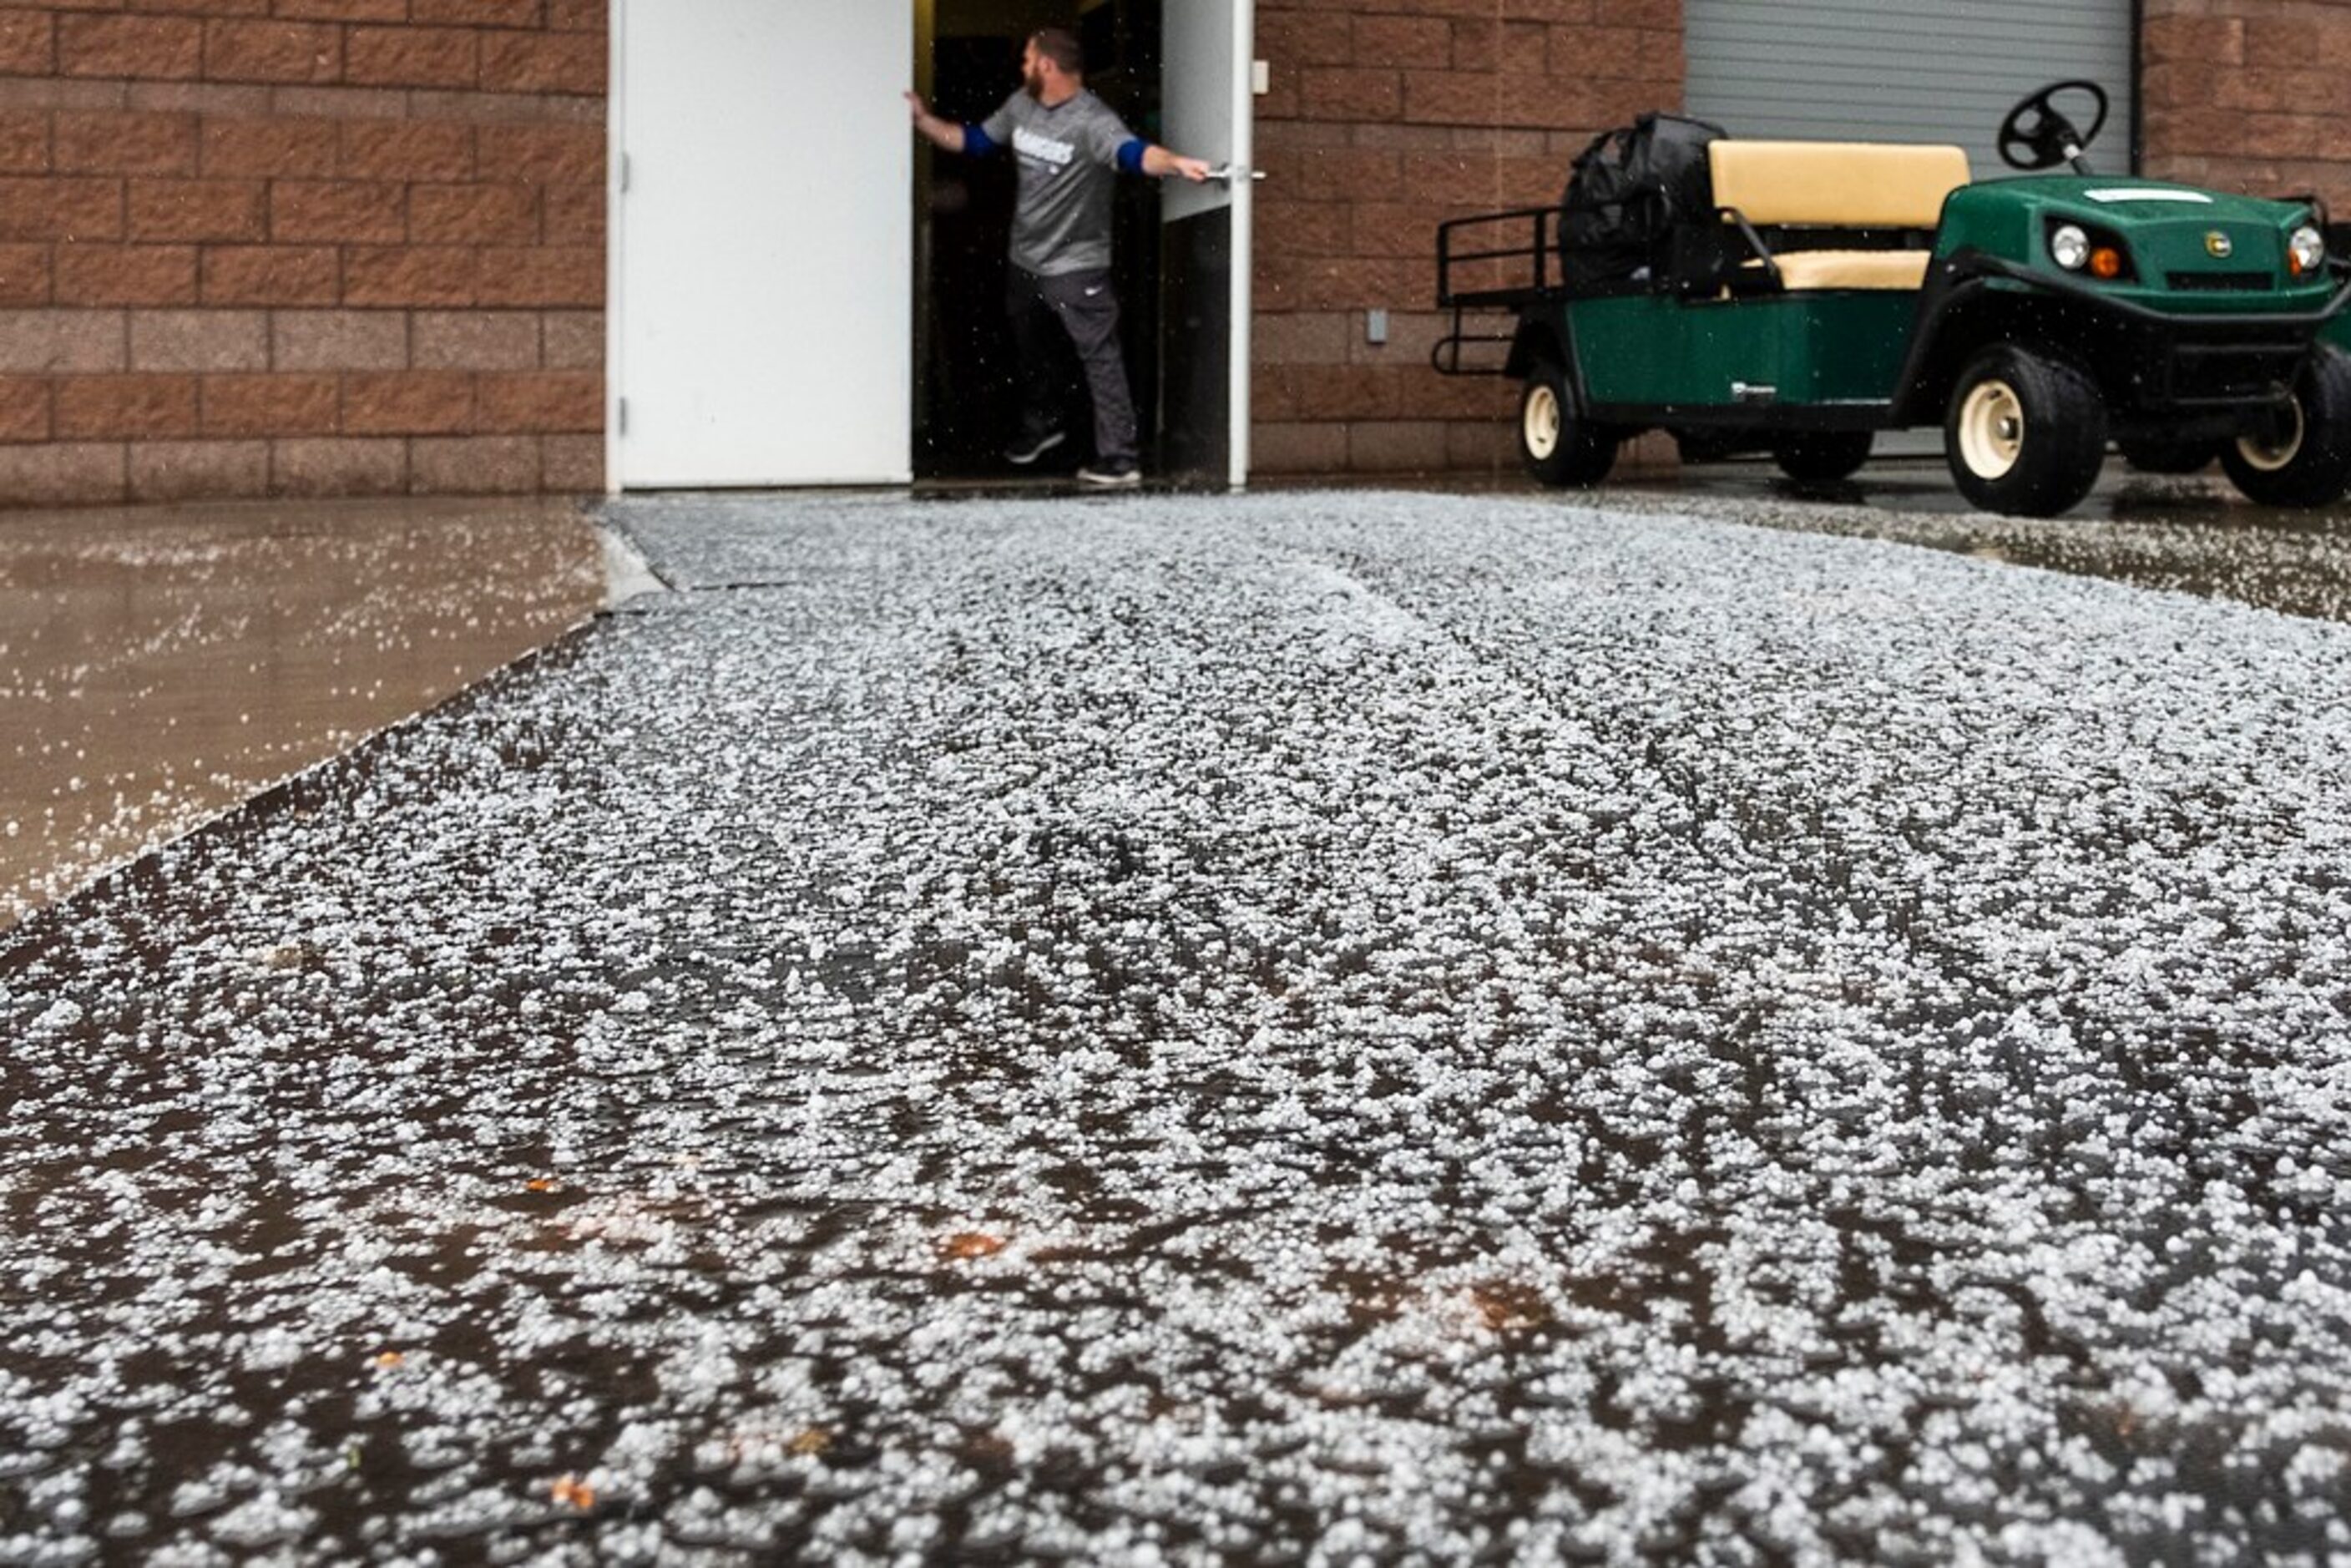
left=1206, top=164, right=1266, bottom=184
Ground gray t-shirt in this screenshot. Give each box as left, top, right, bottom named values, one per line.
left=980, top=89, right=1137, bottom=276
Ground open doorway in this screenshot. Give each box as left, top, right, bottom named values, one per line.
left=913, top=0, right=1165, bottom=482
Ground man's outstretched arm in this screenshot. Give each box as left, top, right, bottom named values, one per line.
left=1113, top=139, right=1212, bottom=183
left=1139, top=143, right=1214, bottom=183
left=906, top=92, right=988, bottom=154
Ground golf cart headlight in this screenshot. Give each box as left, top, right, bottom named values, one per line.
left=2050, top=224, right=2091, bottom=271
left=2288, top=225, right=2325, bottom=277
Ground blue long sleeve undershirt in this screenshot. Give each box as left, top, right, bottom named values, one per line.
left=959, top=124, right=1149, bottom=175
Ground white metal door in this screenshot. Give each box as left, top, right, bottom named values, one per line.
left=1159, top=0, right=1254, bottom=491
left=611, top=0, right=911, bottom=488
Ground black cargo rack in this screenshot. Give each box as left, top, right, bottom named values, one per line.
left=1436, top=206, right=1566, bottom=307
left=1432, top=206, right=1563, bottom=377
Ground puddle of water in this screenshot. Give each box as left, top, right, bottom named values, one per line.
left=0, top=497, right=615, bottom=926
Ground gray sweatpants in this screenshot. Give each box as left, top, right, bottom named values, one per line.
left=1009, top=265, right=1137, bottom=466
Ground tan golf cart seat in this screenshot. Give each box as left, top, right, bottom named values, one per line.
left=1706, top=140, right=1973, bottom=291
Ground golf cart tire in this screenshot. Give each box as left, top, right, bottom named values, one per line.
left=2116, top=438, right=2218, bottom=476
left=1773, top=431, right=1873, bottom=483
left=2219, top=344, right=2351, bottom=508
left=1944, top=346, right=2108, bottom=518
left=1519, top=362, right=1617, bottom=488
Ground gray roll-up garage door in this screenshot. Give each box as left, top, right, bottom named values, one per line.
left=1686, top=0, right=2136, bottom=182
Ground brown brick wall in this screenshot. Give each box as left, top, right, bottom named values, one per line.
left=2139, top=1, right=2351, bottom=215
left=3, top=5, right=2333, bottom=504
left=0, top=0, right=604, bottom=508
left=1251, top=0, right=1684, bottom=479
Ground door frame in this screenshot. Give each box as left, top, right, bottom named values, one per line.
left=1159, top=0, right=1256, bottom=492
left=1225, top=0, right=1256, bottom=492
left=604, top=0, right=623, bottom=493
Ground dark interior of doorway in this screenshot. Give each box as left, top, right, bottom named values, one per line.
left=914, top=0, right=1163, bottom=481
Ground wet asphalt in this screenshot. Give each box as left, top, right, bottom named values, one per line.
left=1664, top=458, right=2351, bottom=626
left=6, top=475, right=2351, bottom=1564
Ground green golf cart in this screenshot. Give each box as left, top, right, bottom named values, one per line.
left=2329, top=220, right=2351, bottom=360
left=1434, top=83, right=2351, bottom=517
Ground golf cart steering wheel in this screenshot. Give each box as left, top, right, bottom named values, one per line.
left=1998, top=80, right=2109, bottom=172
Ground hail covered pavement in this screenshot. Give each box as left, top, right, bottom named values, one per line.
left=5, top=489, right=2351, bottom=1564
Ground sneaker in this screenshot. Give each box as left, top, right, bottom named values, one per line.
left=1078, top=459, right=1141, bottom=488
left=1005, top=428, right=1065, bottom=465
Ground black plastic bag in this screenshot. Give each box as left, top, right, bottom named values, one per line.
left=1560, top=112, right=1725, bottom=291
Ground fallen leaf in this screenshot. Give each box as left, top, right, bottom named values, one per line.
left=789, top=1428, right=832, bottom=1456
left=526, top=1178, right=559, bottom=1193
left=1471, top=1282, right=1550, bottom=1334
left=942, top=1232, right=1006, bottom=1261
left=372, top=1351, right=405, bottom=1369
left=549, top=1474, right=596, bottom=1510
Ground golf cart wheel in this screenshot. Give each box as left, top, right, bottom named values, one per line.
left=1944, top=346, right=2108, bottom=517
left=1773, top=431, right=1873, bottom=483
left=2219, top=345, right=2351, bottom=508
left=2117, top=438, right=2218, bottom=475
left=1519, top=362, right=1616, bottom=488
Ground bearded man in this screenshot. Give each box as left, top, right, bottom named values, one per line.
left=908, top=26, right=1211, bottom=488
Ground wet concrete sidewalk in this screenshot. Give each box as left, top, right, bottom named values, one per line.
left=0, top=498, right=622, bottom=928
left=7, top=487, right=2351, bottom=1563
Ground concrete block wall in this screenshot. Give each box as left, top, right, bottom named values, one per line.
left=1248, top=0, right=1684, bottom=480
left=0, top=0, right=605, bottom=506
left=2139, top=1, right=2351, bottom=214
left=0, top=3, right=2338, bottom=505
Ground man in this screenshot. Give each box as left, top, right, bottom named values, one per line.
left=908, top=27, right=1212, bottom=488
